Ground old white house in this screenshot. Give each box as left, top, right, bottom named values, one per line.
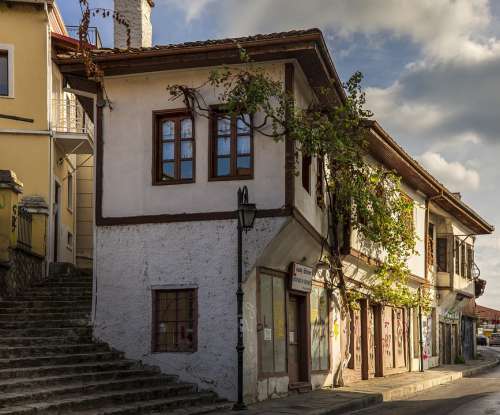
left=55, top=0, right=493, bottom=404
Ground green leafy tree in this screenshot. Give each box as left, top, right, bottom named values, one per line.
left=168, top=54, right=426, bottom=384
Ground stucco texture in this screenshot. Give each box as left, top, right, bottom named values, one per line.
left=94, top=216, right=287, bottom=400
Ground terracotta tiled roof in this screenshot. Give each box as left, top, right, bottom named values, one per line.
left=56, top=28, right=323, bottom=59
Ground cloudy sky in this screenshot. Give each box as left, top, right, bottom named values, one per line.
left=60, top=0, right=500, bottom=308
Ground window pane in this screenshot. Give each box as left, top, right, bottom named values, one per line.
left=162, top=120, right=175, bottom=140
left=272, top=277, right=286, bottom=373
left=181, top=141, right=193, bottom=159
left=237, top=156, right=251, bottom=169
left=163, top=142, right=175, bottom=161
left=181, top=118, right=192, bottom=138
left=217, top=117, right=231, bottom=135
left=260, top=274, right=274, bottom=373
left=237, top=114, right=251, bottom=133
left=217, top=137, right=231, bottom=156
left=216, top=157, right=230, bottom=176
left=0, top=52, right=7, bottom=96
left=237, top=135, right=251, bottom=154
left=178, top=320, right=194, bottom=350
left=163, top=162, right=175, bottom=179
left=180, top=161, right=193, bottom=180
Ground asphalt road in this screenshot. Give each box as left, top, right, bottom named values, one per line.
left=348, top=347, right=500, bottom=415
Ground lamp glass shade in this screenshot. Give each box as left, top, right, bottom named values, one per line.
left=239, top=203, right=257, bottom=229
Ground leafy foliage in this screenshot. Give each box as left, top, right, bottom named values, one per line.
left=167, top=60, right=424, bottom=313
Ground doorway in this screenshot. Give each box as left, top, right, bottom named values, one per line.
left=287, top=294, right=308, bottom=386
left=53, top=180, right=61, bottom=263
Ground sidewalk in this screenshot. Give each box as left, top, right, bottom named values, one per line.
left=224, top=351, right=499, bottom=415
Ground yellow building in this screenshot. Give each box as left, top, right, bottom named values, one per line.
left=0, top=0, right=95, bottom=276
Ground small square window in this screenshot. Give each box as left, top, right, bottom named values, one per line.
left=67, top=232, right=73, bottom=250
left=153, top=289, right=197, bottom=353
left=0, top=51, right=8, bottom=96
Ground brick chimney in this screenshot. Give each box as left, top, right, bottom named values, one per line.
left=114, top=0, right=154, bottom=49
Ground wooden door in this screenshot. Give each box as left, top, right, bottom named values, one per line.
left=288, top=296, right=300, bottom=384
left=439, top=322, right=445, bottom=364
left=53, top=181, right=61, bottom=262
left=368, top=306, right=376, bottom=376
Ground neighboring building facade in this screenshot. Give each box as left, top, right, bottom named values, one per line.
left=0, top=0, right=95, bottom=279
left=54, top=0, right=494, bottom=404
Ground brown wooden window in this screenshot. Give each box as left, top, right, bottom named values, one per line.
left=302, top=153, right=311, bottom=193
left=460, top=243, right=466, bottom=277
left=210, top=112, right=253, bottom=179
left=455, top=238, right=460, bottom=274
left=153, top=110, right=195, bottom=185
left=0, top=50, right=8, bottom=96
left=316, top=157, right=325, bottom=208
left=153, top=289, right=197, bottom=353
left=466, top=244, right=474, bottom=279
left=436, top=237, right=448, bottom=272
left=427, top=223, right=435, bottom=267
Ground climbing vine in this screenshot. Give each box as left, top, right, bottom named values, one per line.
left=167, top=51, right=428, bottom=384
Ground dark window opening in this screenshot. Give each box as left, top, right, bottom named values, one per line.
left=153, top=289, right=197, bottom=353
left=302, top=153, right=311, bottom=193
left=0, top=50, right=8, bottom=96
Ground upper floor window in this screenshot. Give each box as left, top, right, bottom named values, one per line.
left=302, top=153, right=311, bottom=193
left=0, top=45, right=13, bottom=97
left=153, top=110, right=194, bottom=185
left=210, top=112, right=253, bottom=180
left=0, top=50, right=8, bottom=96
left=436, top=237, right=448, bottom=272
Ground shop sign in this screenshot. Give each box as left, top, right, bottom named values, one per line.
left=290, top=263, right=313, bottom=293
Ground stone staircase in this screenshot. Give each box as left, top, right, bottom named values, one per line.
left=0, top=266, right=230, bottom=414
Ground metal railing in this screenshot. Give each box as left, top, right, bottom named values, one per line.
left=17, top=206, right=32, bottom=252
left=51, top=97, right=94, bottom=140
left=65, top=26, right=103, bottom=48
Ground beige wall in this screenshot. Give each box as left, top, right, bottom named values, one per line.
left=0, top=2, right=49, bottom=131
left=76, top=154, right=93, bottom=267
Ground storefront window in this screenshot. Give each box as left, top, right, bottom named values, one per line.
left=311, top=286, right=329, bottom=371
left=259, top=272, right=286, bottom=374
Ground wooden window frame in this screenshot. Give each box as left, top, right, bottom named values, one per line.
left=67, top=173, right=73, bottom=213
left=208, top=109, right=254, bottom=181
left=436, top=237, right=448, bottom=272
left=302, top=153, right=311, bottom=193
left=0, top=45, right=13, bottom=98
left=152, top=288, right=198, bottom=353
left=152, top=109, right=195, bottom=186
left=316, top=157, right=325, bottom=208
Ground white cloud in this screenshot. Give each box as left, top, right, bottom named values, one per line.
left=417, top=152, right=480, bottom=191
left=159, top=0, right=215, bottom=22
left=162, top=0, right=497, bottom=61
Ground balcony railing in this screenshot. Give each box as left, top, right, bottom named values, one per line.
left=66, top=26, right=102, bottom=48
left=51, top=97, right=94, bottom=141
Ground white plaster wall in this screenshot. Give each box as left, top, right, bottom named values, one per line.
left=292, top=65, right=328, bottom=236
left=101, top=64, right=286, bottom=218
left=94, top=216, right=287, bottom=401
left=114, top=0, right=152, bottom=49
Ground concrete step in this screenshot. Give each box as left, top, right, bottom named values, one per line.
left=0, top=337, right=86, bottom=347
left=0, top=306, right=90, bottom=315
left=0, top=343, right=110, bottom=359
left=0, top=312, right=89, bottom=321
left=0, top=390, right=217, bottom=415
left=159, top=402, right=234, bottom=415
left=0, top=300, right=92, bottom=309
left=0, top=326, right=92, bottom=338
left=0, top=319, right=89, bottom=329
left=0, top=376, right=189, bottom=408
left=76, top=392, right=219, bottom=415
left=0, top=369, right=175, bottom=393
left=0, top=351, right=124, bottom=369
left=0, top=360, right=136, bottom=380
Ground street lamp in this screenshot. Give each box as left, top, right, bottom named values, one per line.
left=234, top=186, right=256, bottom=411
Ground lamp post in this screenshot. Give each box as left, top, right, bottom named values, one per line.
left=233, top=186, right=256, bottom=411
